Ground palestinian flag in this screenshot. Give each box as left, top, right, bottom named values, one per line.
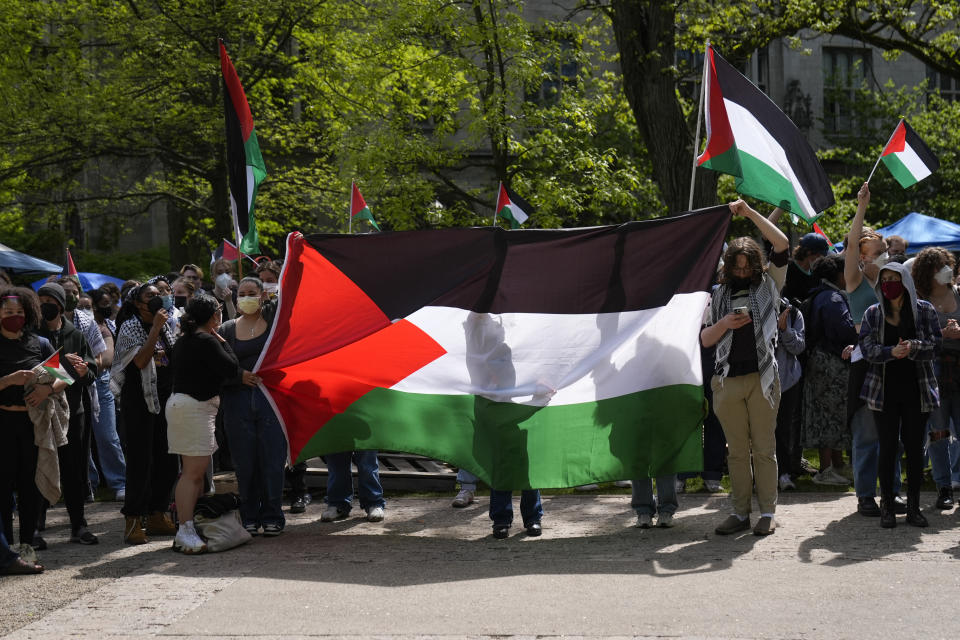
left=350, top=182, right=380, bottom=231
left=211, top=238, right=242, bottom=263
left=812, top=223, right=837, bottom=252
left=495, top=182, right=532, bottom=229
left=254, top=206, right=731, bottom=489
left=34, top=350, right=74, bottom=386
left=63, top=249, right=77, bottom=277
left=879, top=119, right=939, bottom=188
left=220, top=40, right=267, bottom=254
left=697, top=45, right=834, bottom=223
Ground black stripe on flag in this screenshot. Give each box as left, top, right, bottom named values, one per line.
left=903, top=120, right=940, bottom=172
left=223, top=80, right=250, bottom=240
left=304, top=205, right=730, bottom=318
left=713, top=50, right=835, bottom=214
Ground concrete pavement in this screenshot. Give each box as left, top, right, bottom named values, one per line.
left=3, top=491, right=960, bottom=639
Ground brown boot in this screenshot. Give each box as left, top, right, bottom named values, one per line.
left=124, top=516, right=148, bottom=545
left=145, top=512, right=177, bottom=536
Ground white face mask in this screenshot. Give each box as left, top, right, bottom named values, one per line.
left=935, top=265, right=954, bottom=285
left=236, top=296, right=261, bottom=315
left=263, top=282, right=279, bottom=297
left=871, top=252, right=890, bottom=268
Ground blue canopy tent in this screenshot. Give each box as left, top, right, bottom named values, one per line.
left=0, top=242, right=62, bottom=275
left=834, top=212, right=960, bottom=254
left=31, top=272, right=126, bottom=293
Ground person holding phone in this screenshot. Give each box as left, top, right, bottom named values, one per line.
left=701, top=200, right=789, bottom=536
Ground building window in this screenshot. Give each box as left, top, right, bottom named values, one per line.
left=822, top=47, right=872, bottom=134
left=927, top=66, right=960, bottom=102
left=751, top=46, right=770, bottom=95
left=527, top=39, right=579, bottom=106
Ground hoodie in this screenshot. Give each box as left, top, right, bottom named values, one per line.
left=857, top=262, right=941, bottom=412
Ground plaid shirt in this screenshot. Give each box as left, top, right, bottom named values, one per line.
left=858, top=300, right=941, bottom=412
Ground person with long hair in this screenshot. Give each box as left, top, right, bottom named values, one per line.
left=801, top=255, right=858, bottom=488
left=859, top=262, right=941, bottom=527
left=217, top=277, right=287, bottom=535
left=0, top=287, right=64, bottom=549
left=700, top=200, right=789, bottom=536
left=112, top=282, right=179, bottom=544
left=167, top=293, right=240, bottom=553
left=912, top=247, right=960, bottom=509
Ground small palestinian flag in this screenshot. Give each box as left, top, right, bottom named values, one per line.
left=812, top=223, right=837, bottom=252
left=495, top=182, right=533, bottom=229
left=63, top=249, right=78, bottom=277
left=220, top=40, right=267, bottom=255
left=879, top=119, right=939, bottom=188
left=350, top=182, right=380, bottom=231
left=697, top=45, right=834, bottom=223
left=35, top=350, right=74, bottom=386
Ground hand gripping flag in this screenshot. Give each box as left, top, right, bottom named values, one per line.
left=697, top=45, right=834, bottom=223
left=350, top=182, right=380, bottom=231
left=495, top=182, right=533, bottom=228
left=877, top=119, right=939, bottom=188
left=220, top=40, right=267, bottom=254
left=253, top=206, right=732, bottom=490
left=34, top=350, right=74, bottom=386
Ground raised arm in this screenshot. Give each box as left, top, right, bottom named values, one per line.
left=729, top=200, right=789, bottom=254
left=844, top=182, right=870, bottom=292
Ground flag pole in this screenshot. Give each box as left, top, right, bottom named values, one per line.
left=867, top=118, right=902, bottom=184
left=687, top=40, right=710, bottom=212
left=348, top=181, right=353, bottom=234
left=493, top=181, right=501, bottom=227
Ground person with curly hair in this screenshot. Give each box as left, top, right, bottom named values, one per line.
left=912, top=247, right=960, bottom=509
left=701, top=200, right=789, bottom=536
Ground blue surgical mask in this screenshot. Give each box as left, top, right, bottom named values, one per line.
left=161, top=294, right=174, bottom=311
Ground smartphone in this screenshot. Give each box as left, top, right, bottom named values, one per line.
left=733, top=306, right=749, bottom=315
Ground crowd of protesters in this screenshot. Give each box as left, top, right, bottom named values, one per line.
left=2, top=186, right=960, bottom=571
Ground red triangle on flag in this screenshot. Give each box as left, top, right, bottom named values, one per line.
left=42, top=351, right=60, bottom=369
left=64, top=249, right=78, bottom=277
left=351, top=182, right=368, bottom=217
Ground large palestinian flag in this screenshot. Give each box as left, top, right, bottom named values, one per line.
left=879, top=119, right=939, bottom=188
left=220, top=40, right=267, bottom=254
left=697, top=45, right=834, bottom=223
left=254, top=207, right=730, bottom=489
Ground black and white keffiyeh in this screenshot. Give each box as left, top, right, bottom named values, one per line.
left=110, top=314, right=176, bottom=414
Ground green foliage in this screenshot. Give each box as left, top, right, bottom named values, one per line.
left=75, top=246, right=171, bottom=283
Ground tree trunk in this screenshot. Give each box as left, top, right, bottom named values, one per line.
left=609, top=0, right=718, bottom=214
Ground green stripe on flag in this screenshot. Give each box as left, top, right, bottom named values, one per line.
left=239, top=129, right=267, bottom=254
left=699, top=145, right=742, bottom=177
left=735, top=151, right=818, bottom=223
left=881, top=153, right=920, bottom=189
left=353, top=206, right=380, bottom=231
left=296, top=384, right=706, bottom=490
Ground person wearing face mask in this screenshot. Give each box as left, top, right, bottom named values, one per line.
left=782, top=233, right=830, bottom=303
left=217, top=277, right=288, bottom=535
left=254, top=260, right=282, bottom=299
left=111, top=283, right=179, bottom=544
left=701, top=200, right=790, bottom=536
left=85, top=288, right=126, bottom=503
left=0, top=287, right=62, bottom=550
left=171, top=278, right=196, bottom=311
left=167, top=293, right=241, bottom=553
left=58, top=277, right=106, bottom=368
left=36, top=283, right=99, bottom=545
left=859, top=262, right=941, bottom=527
left=911, top=248, right=960, bottom=509
left=843, top=183, right=907, bottom=516
left=209, top=259, right=239, bottom=320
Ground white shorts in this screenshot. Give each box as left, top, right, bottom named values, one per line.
left=165, top=393, right=220, bottom=457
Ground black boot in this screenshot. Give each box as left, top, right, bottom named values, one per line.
left=935, top=486, right=954, bottom=510
left=906, top=492, right=928, bottom=527
left=879, top=494, right=896, bottom=528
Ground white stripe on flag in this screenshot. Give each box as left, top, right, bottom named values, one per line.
left=724, top=99, right=818, bottom=221
left=245, top=165, right=256, bottom=215
left=894, top=144, right=933, bottom=182
left=392, top=292, right=708, bottom=406
left=508, top=204, right=528, bottom=224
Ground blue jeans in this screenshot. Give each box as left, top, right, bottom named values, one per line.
left=489, top=490, right=542, bottom=527
left=631, top=475, right=678, bottom=516
left=457, top=469, right=479, bottom=492
left=928, top=389, right=960, bottom=489
left=222, top=386, right=288, bottom=528
left=325, top=450, right=385, bottom=513
left=851, top=405, right=901, bottom=497
left=88, top=372, right=126, bottom=492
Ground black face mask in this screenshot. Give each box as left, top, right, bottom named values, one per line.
left=40, top=302, right=61, bottom=322
left=174, top=295, right=187, bottom=309
left=146, top=296, right=164, bottom=314
left=97, top=305, right=115, bottom=319
left=729, top=276, right=752, bottom=291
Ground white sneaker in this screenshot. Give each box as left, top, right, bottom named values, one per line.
left=613, top=480, right=632, bottom=488
left=703, top=479, right=722, bottom=493
left=575, top=484, right=600, bottom=491
left=812, top=466, right=849, bottom=486
left=173, top=522, right=206, bottom=554
left=778, top=473, right=796, bottom=491
left=114, top=489, right=126, bottom=502
left=636, top=513, right=653, bottom=528
left=451, top=489, right=475, bottom=508
left=320, top=505, right=346, bottom=522
left=366, top=506, right=385, bottom=522
left=657, top=512, right=675, bottom=528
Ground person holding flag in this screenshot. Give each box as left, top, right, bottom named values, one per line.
left=36, top=283, right=99, bottom=545
left=0, top=286, right=65, bottom=550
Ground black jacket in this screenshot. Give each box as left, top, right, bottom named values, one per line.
left=38, top=318, right=98, bottom=414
